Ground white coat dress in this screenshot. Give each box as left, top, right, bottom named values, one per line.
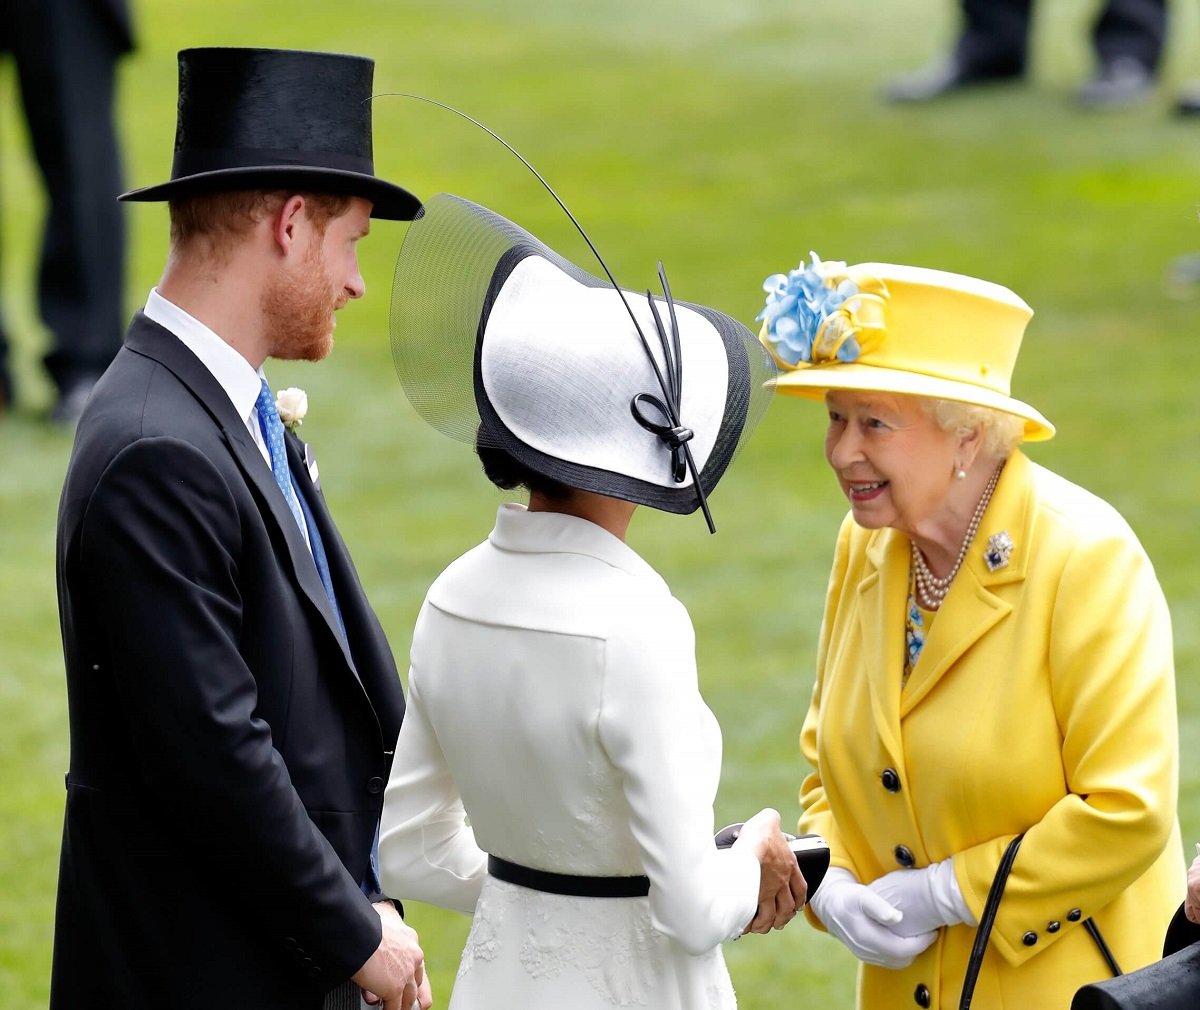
left=379, top=504, right=760, bottom=1010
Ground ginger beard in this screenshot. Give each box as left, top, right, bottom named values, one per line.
left=261, top=229, right=346, bottom=363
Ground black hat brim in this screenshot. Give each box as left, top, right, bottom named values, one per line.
left=119, top=166, right=422, bottom=221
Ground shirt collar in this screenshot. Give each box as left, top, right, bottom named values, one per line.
left=144, top=288, right=264, bottom=425
left=488, top=503, right=667, bottom=586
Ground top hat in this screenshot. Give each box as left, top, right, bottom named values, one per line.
left=391, top=194, right=777, bottom=520
left=756, top=257, right=1054, bottom=441
left=119, top=47, right=421, bottom=221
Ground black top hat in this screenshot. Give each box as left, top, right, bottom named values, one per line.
left=120, top=47, right=421, bottom=221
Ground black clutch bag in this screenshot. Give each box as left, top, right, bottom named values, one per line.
left=1070, top=943, right=1200, bottom=1010
left=713, top=822, right=830, bottom=902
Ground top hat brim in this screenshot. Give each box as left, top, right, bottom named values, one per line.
left=119, top=166, right=422, bottom=221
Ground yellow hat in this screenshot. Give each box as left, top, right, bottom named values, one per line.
left=757, top=259, right=1054, bottom=441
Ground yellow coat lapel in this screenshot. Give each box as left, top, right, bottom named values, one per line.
left=859, top=527, right=909, bottom=757
left=897, top=451, right=1037, bottom=715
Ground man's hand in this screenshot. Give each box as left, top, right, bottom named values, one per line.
left=353, top=902, right=432, bottom=1010
left=733, top=808, right=807, bottom=934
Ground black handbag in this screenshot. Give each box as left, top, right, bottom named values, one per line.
left=960, top=834, right=1122, bottom=1010
left=1070, top=904, right=1200, bottom=1010
left=1070, top=944, right=1200, bottom=1010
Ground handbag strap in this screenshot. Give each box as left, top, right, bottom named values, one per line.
left=959, top=833, right=1122, bottom=1010
left=960, top=833, right=1025, bottom=1010
left=1083, top=918, right=1123, bottom=978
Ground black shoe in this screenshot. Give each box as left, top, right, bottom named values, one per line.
left=0, top=367, right=11, bottom=418
left=50, top=376, right=99, bottom=428
left=1076, top=57, right=1154, bottom=109
left=884, top=58, right=1023, bottom=104
left=1174, top=83, right=1200, bottom=117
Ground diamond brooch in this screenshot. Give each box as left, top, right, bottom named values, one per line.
left=984, top=531, right=1014, bottom=572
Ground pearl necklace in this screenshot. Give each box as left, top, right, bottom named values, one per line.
left=911, top=463, right=1003, bottom=610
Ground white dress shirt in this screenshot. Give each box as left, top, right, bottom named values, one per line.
left=143, top=289, right=310, bottom=546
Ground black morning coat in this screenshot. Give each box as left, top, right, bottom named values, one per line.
left=50, top=312, right=406, bottom=1009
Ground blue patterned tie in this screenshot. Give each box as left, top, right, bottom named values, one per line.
left=255, top=380, right=306, bottom=534
left=256, top=380, right=347, bottom=640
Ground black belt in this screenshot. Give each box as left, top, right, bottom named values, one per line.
left=487, top=854, right=650, bottom=898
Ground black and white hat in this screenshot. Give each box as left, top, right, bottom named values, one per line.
left=391, top=194, right=776, bottom=526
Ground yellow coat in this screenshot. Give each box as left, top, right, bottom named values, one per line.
left=799, top=451, right=1182, bottom=1010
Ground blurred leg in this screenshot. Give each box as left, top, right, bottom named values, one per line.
left=0, top=6, right=11, bottom=412
left=10, top=0, right=127, bottom=409
left=884, top=0, right=1030, bottom=103
left=955, top=0, right=1033, bottom=77
left=1092, top=0, right=1166, bottom=74
left=1077, top=0, right=1162, bottom=107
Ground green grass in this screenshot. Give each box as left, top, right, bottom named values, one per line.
left=4, top=0, right=1200, bottom=1005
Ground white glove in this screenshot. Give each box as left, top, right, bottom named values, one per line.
left=809, top=867, right=938, bottom=968
left=868, top=858, right=976, bottom=938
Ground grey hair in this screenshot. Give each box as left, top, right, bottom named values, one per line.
left=923, top=398, right=1024, bottom=462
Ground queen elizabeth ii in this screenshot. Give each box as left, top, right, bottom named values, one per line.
left=759, top=257, right=1183, bottom=1010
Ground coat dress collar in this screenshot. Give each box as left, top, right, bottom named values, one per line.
left=857, top=450, right=1036, bottom=749
left=488, top=503, right=669, bottom=590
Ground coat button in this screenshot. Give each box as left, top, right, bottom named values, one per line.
left=366, top=776, right=385, bottom=795
left=282, top=936, right=297, bottom=949
left=881, top=768, right=901, bottom=793
left=914, top=983, right=931, bottom=1008
left=1022, top=931, right=1038, bottom=946
left=1047, top=921, right=1061, bottom=933
left=894, top=845, right=915, bottom=867
left=1067, top=908, right=1082, bottom=922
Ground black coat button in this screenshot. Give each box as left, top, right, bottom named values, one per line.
left=282, top=936, right=297, bottom=949
left=1022, top=931, right=1038, bottom=946
left=1047, top=921, right=1061, bottom=933
left=1067, top=908, right=1082, bottom=922
left=366, top=776, right=385, bottom=795
left=881, top=768, right=901, bottom=793
left=308, top=965, right=323, bottom=978
left=914, top=983, right=931, bottom=1008
left=894, top=845, right=915, bottom=867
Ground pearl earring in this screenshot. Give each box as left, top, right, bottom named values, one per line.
left=955, top=468, right=967, bottom=480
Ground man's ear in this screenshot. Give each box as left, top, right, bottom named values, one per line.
left=271, top=194, right=309, bottom=254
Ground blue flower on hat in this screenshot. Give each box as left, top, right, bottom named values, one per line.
left=756, top=254, right=889, bottom=369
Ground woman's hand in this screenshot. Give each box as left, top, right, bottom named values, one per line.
left=1185, top=848, right=1200, bottom=925
left=868, top=859, right=973, bottom=937
left=809, top=867, right=938, bottom=969
left=733, top=807, right=807, bottom=933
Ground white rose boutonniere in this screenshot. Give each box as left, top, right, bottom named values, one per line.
left=275, top=387, right=307, bottom=431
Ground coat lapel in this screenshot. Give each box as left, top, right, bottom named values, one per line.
left=859, top=526, right=910, bottom=759
left=285, top=433, right=362, bottom=678
left=124, top=314, right=359, bottom=676
left=899, top=451, right=1035, bottom=715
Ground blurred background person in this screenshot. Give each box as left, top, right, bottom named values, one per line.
left=886, top=0, right=1163, bottom=108
left=380, top=195, right=803, bottom=1009
left=0, top=0, right=133, bottom=423
left=755, top=257, right=1182, bottom=1008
